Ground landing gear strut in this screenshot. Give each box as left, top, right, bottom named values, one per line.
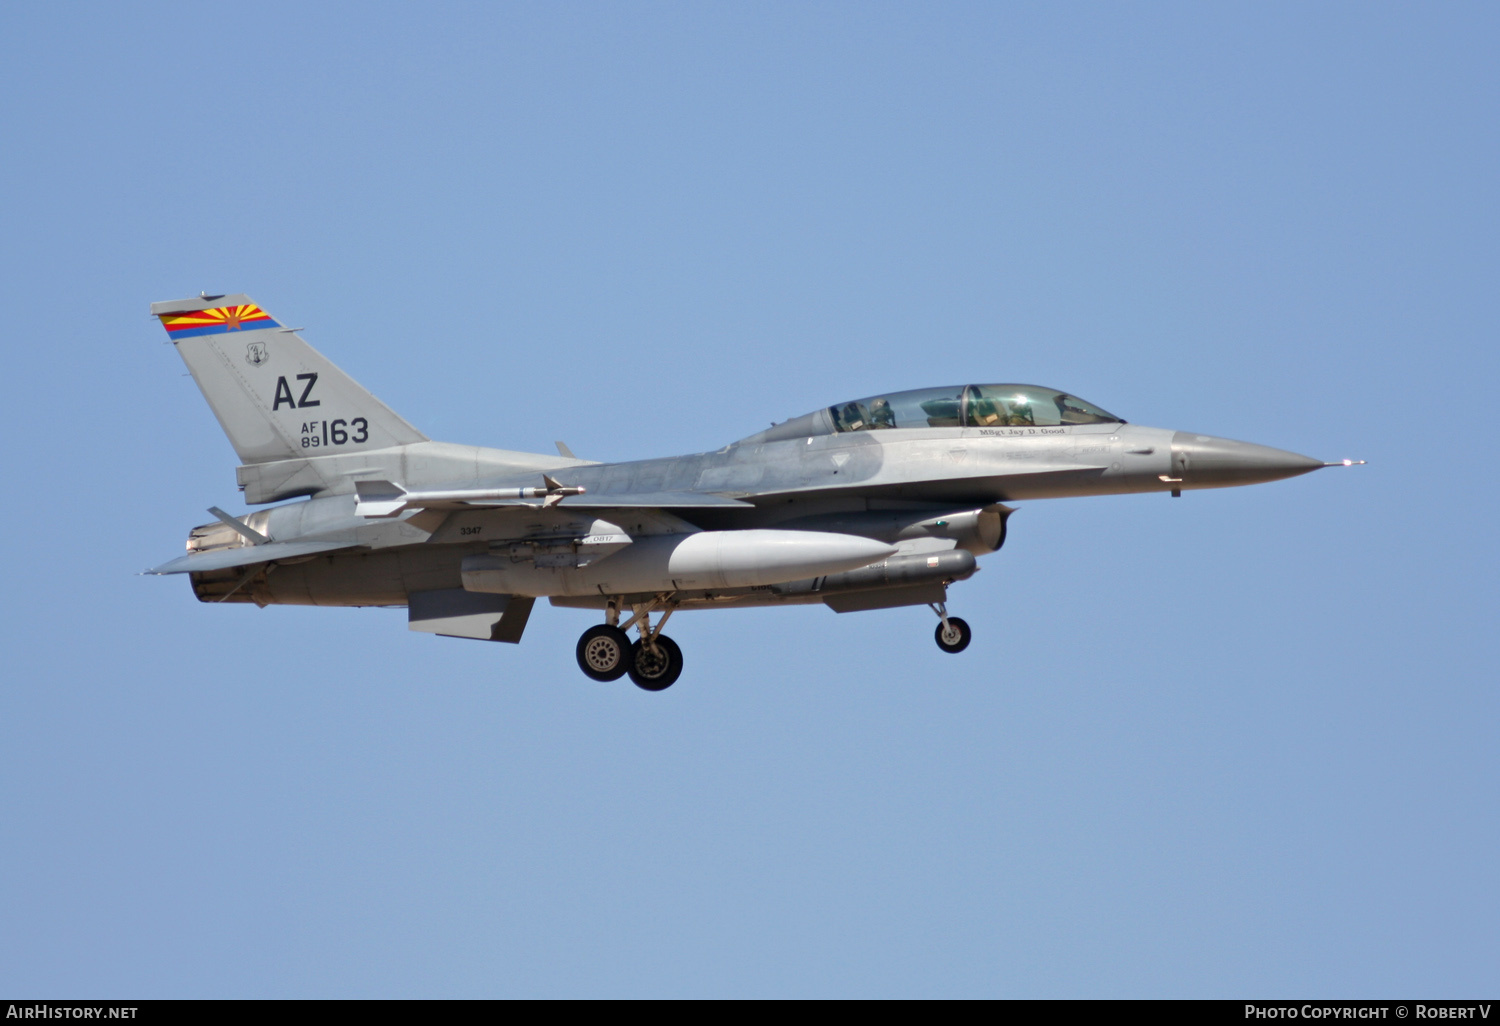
left=931, top=601, right=971, bottom=654
left=575, top=594, right=684, bottom=690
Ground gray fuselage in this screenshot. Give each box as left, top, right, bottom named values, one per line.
left=184, top=417, right=1319, bottom=611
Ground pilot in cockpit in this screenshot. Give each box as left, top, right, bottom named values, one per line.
left=869, top=397, right=896, bottom=429
left=839, top=402, right=868, bottom=431
left=967, top=395, right=1003, bottom=426
left=1005, top=395, right=1035, bottom=426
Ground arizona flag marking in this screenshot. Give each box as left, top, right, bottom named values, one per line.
left=158, top=303, right=278, bottom=339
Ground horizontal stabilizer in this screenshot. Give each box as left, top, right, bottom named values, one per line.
left=147, top=539, right=357, bottom=575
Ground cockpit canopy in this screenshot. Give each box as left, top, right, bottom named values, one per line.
left=740, top=385, right=1122, bottom=445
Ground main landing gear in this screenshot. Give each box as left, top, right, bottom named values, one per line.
left=574, top=595, right=684, bottom=691
left=576, top=625, right=632, bottom=681
left=931, top=601, right=972, bottom=654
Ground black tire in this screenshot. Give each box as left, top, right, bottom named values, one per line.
left=628, top=634, right=683, bottom=691
left=935, top=617, right=971, bottom=654
left=576, top=625, right=632, bottom=681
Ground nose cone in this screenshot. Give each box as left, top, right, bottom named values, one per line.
left=1170, top=432, right=1324, bottom=489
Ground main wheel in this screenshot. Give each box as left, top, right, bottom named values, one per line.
left=935, top=617, right=971, bottom=654
left=576, top=625, right=632, bottom=681
left=628, top=634, right=683, bottom=691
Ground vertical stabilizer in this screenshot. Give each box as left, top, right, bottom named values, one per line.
left=152, top=294, right=427, bottom=464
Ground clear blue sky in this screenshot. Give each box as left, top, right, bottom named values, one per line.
left=1, top=1, right=1495, bottom=998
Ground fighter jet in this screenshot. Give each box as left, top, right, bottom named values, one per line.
left=147, top=293, right=1361, bottom=690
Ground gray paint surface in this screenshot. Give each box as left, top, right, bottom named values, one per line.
left=147, top=294, right=1344, bottom=645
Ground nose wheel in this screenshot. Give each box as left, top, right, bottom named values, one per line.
left=930, top=602, right=971, bottom=653
left=935, top=618, right=972, bottom=653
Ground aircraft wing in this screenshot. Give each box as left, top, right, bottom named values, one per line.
left=146, top=539, right=359, bottom=575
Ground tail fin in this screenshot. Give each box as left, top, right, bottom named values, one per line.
left=152, top=294, right=427, bottom=464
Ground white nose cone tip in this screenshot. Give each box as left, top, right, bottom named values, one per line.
left=669, top=530, right=899, bottom=588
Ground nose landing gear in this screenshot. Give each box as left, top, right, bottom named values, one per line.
left=931, top=602, right=972, bottom=653
left=574, top=594, right=683, bottom=690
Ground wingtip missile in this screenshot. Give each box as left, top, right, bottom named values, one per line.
left=353, top=479, right=410, bottom=518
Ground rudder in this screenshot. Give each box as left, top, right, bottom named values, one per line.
left=152, top=293, right=427, bottom=464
